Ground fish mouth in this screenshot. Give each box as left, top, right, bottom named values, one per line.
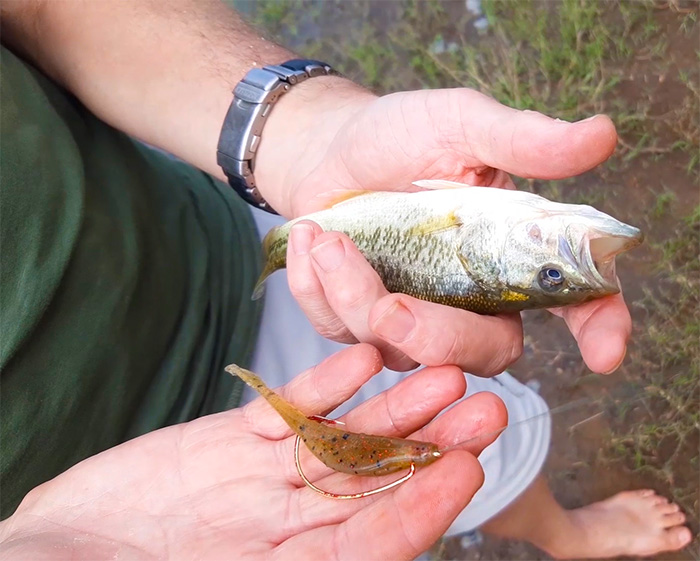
left=580, top=225, right=644, bottom=291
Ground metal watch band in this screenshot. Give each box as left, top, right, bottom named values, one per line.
left=217, top=59, right=337, bottom=214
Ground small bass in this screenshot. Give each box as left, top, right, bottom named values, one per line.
left=255, top=181, right=643, bottom=314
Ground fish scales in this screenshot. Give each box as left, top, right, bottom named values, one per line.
left=254, top=184, right=643, bottom=313
left=261, top=198, right=490, bottom=309
left=352, top=224, right=485, bottom=308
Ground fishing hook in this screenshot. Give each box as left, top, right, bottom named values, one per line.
left=293, top=435, right=416, bottom=500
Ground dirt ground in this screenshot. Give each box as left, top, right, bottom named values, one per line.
left=466, top=7, right=699, bottom=559
left=239, top=1, right=699, bottom=558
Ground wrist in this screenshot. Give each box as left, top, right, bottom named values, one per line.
left=253, top=75, right=376, bottom=217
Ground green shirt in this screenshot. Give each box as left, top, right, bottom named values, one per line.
left=0, top=47, right=262, bottom=518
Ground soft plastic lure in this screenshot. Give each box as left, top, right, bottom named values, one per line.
left=226, top=364, right=636, bottom=500
left=226, top=364, right=442, bottom=498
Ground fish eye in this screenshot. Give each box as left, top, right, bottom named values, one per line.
left=538, top=267, right=565, bottom=291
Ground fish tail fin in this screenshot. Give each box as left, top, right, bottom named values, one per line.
left=225, top=364, right=307, bottom=429
left=251, top=263, right=276, bottom=300
left=252, top=224, right=290, bottom=300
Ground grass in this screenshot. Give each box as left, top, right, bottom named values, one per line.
left=652, top=190, right=677, bottom=219
left=607, top=205, right=700, bottom=521
left=458, top=0, right=628, bottom=116
left=241, top=0, right=698, bottom=179
left=673, top=70, right=700, bottom=175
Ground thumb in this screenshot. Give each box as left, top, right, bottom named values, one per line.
left=433, top=89, right=618, bottom=180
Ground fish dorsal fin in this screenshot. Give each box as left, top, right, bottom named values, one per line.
left=316, top=189, right=382, bottom=210
left=413, top=179, right=475, bottom=190
left=322, top=182, right=471, bottom=210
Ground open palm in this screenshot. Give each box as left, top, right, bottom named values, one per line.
left=0, top=345, right=506, bottom=560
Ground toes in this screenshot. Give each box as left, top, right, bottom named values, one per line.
left=619, top=489, right=657, bottom=502
left=664, top=526, right=693, bottom=551
left=662, top=511, right=687, bottom=528
left=657, top=502, right=681, bottom=515
left=652, top=496, right=670, bottom=506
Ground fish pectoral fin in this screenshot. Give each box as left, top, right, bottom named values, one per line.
left=456, top=252, right=478, bottom=282
left=455, top=220, right=501, bottom=293
left=410, top=211, right=462, bottom=236
left=413, top=179, right=474, bottom=190
left=456, top=252, right=495, bottom=293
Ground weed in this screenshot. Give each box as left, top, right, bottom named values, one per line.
left=672, top=70, right=700, bottom=177
left=680, top=10, right=697, bottom=35
left=652, top=190, right=677, bottom=218
left=235, top=0, right=304, bottom=38
left=613, top=206, right=700, bottom=520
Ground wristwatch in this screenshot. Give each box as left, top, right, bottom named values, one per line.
left=217, top=59, right=337, bottom=214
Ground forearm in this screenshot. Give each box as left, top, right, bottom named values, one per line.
left=0, top=0, right=371, bottom=211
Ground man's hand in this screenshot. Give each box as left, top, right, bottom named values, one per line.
left=0, top=0, right=630, bottom=375
left=0, top=345, right=506, bottom=561
left=263, top=88, right=629, bottom=375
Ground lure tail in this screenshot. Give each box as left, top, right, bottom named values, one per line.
left=225, top=364, right=308, bottom=431
left=252, top=224, right=289, bottom=300
left=225, top=364, right=273, bottom=397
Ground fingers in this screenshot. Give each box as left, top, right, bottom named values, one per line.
left=551, top=291, right=631, bottom=374
left=287, top=223, right=418, bottom=371
left=294, top=364, right=468, bottom=482
left=415, top=391, right=508, bottom=454
left=243, top=344, right=384, bottom=437
left=274, top=450, right=484, bottom=561
left=274, top=374, right=505, bottom=540
left=287, top=219, right=525, bottom=377
left=335, top=89, right=616, bottom=196
left=340, top=365, right=467, bottom=436
left=341, top=450, right=483, bottom=560
left=369, top=293, right=523, bottom=376
left=294, top=389, right=505, bottom=513
left=490, top=169, right=517, bottom=189
left=439, top=89, right=618, bottom=180
left=286, top=220, right=356, bottom=344
left=451, top=167, right=517, bottom=190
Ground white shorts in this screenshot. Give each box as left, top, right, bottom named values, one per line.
left=245, top=210, right=551, bottom=535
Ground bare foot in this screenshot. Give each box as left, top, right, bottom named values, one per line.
left=548, top=490, right=693, bottom=559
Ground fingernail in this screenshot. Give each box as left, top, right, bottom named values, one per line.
left=311, top=238, right=345, bottom=272
left=289, top=223, right=314, bottom=256
left=602, top=345, right=627, bottom=375
left=372, top=301, right=415, bottom=343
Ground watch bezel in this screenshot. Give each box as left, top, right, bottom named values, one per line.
left=217, top=59, right=337, bottom=215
